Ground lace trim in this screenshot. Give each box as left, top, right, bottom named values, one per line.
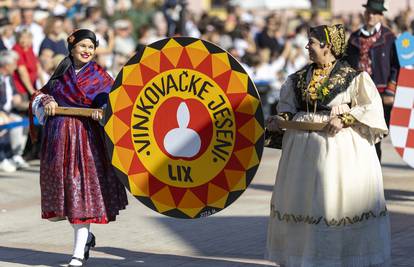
left=271, top=205, right=388, bottom=227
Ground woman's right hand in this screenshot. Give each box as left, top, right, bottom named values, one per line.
left=44, top=101, right=58, bottom=116
left=266, top=115, right=284, bottom=133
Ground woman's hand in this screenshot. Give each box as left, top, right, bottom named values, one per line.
left=44, top=101, right=58, bottom=116
left=91, top=109, right=103, bottom=121
left=326, top=116, right=344, bottom=136
left=266, top=115, right=284, bottom=133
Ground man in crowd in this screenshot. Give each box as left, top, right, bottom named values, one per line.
left=0, top=50, right=30, bottom=170
left=346, top=0, right=400, bottom=161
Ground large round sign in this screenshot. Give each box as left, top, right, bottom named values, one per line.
left=104, top=37, right=264, bottom=218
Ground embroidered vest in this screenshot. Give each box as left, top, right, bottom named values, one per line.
left=290, top=60, right=361, bottom=111
left=359, top=30, right=381, bottom=75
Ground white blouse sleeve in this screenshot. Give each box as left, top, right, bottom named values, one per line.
left=348, top=72, right=388, bottom=144
left=32, top=94, right=46, bottom=125
left=276, top=76, right=298, bottom=115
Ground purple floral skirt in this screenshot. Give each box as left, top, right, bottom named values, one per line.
left=40, top=116, right=128, bottom=224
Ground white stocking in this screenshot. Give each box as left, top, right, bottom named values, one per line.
left=69, top=223, right=90, bottom=266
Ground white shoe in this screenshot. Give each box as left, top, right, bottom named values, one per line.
left=0, top=159, right=17, bottom=172
left=12, top=155, right=29, bottom=169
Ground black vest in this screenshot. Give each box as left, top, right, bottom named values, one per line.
left=290, top=60, right=361, bottom=112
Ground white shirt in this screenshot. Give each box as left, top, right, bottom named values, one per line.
left=360, top=23, right=381, bottom=37
left=1, top=75, right=15, bottom=113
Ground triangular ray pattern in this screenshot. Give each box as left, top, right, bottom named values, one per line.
left=238, top=118, right=263, bottom=144
left=169, top=187, right=187, bottom=206
left=109, top=86, right=121, bottom=107
left=179, top=207, right=203, bottom=218
left=148, top=176, right=166, bottom=196
left=104, top=115, right=115, bottom=144
left=152, top=186, right=176, bottom=212
left=112, top=146, right=134, bottom=174
left=190, top=185, right=209, bottom=204
left=185, top=40, right=210, bottom=68
left=209, top=196, right=228, bottom=209
left=152, top=199, right=175, bottom=213
left=159, top=52, right=176, bottom=71
left=224, top=170, right=246, bottom=191
left=162, top=39, right=184, bottom=67
left=210, top=172, right=229, bottom=191
left=140, top=47, right=161, bottom=72
left=196, top=55, right=212, bottom=78
left=227, top=93, right=248, bottom=110
left=236, top=95, right=260, bottom=115
left=224, top=154, right=245, bottom=171
left=123, top=85, right=143, bottom=104
left=127, top=154, right=147, bottom=175
left=213, top=70, right=232, bottom=92
left=207, top=183, right=228, bottom=205
left=114, top=106, right=133, bottom=126
left=112, top=115, right=130, bottom=145
left=178, top=189, right=204, bottom=209
left=211, top=53, right=231, bottom=78
left=234, top=131, right=253, bottom=151
left=176, top=48, right=193, bottom=69
left=123, top=63, right=143, bottom=86
left=227, top=71, right=248, bottom=94
left=140, top=63, right=160, bottom=84
left=234, top=147, right=259, bottom=170
left=129, top=172, right=149, bottom=196
left=112, top=86, right=133, bottom=112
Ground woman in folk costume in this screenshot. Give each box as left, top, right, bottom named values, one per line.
left=31, top=29, right=128, bottom=267
left=266, top=24, right=390, bottom=266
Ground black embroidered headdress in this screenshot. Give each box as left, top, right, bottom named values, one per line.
left=309, top=24, right=346, bottom=59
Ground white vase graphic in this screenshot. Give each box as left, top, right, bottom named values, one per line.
left=164, top=102, right=201, bottom=158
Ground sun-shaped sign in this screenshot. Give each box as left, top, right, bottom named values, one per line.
left=104, top=37, right=264, bottom=218
left=396, top=32, right=414, bottom=67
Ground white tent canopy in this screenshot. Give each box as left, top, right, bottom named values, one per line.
left=230, top=0, right=311, bottom=10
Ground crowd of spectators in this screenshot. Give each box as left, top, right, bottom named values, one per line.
left=0, top=0, right=413, bottom=172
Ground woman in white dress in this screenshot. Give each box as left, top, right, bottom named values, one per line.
left=265, top=24, right=391, bottom=267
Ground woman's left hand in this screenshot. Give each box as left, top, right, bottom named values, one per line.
left=91, top=109, right=103, bottom=121
left=326, top=116, right=344, bottom=136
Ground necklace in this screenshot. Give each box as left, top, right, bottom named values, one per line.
left=304, top=61, right=335, bottom=102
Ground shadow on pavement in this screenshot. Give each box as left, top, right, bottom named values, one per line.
left=0, top=246, right=68, bottom=266
left=385, top=189, right=414, bottom=202
left=1, top=209, right=413, bottom=266
left=249, top=184, right=273, bottom=192
left=95, top=247, right=271, bottom=266
left=381, top=163, right=414, bottom=170
left=0, top=246, right=270, bottom=267
left=154, top=216, right=268, bottom=260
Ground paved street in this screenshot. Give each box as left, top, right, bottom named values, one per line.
left=1, top=137, right=414, bottom=267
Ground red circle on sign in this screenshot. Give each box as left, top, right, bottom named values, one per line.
left=153, top=97, right=213, bottom=160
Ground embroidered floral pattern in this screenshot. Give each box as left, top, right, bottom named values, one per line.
left=303, top=63, right=333, bottom=102
left=292, top=60, right=360, bottom=112
left=270, top=205, right=388, bottom=227
left=326, top=24, right=346, bottom=58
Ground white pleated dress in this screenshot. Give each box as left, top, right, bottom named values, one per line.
left=266, top=71, right=391, bottom=267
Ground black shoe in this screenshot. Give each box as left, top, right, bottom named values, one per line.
left=68, top=256, right=84, bottom=267
left=84, top=233, right=96, bottom=261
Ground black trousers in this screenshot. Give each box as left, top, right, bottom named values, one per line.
left=375, top=104, right=392, bottom=161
